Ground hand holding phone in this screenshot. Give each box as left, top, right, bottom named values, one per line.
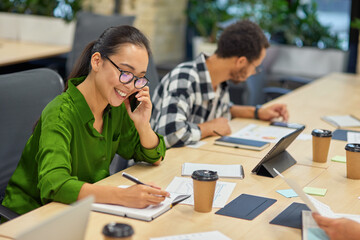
left=129, top=92, right=141, bottom=112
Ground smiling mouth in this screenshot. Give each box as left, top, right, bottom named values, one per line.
left=115, top=88, right=127, bottom=97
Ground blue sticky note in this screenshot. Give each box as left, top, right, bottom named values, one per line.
left=308, top=228, right=329, bottom=240
left=276, top=189, right=298, bottom=198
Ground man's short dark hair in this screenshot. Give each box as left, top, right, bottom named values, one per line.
left=215, top=20, right=270, bottom=62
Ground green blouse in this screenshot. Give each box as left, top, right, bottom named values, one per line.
left=2, top=77, right=166, bottom=215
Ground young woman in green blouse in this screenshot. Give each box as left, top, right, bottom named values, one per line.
left=2, top=25, right=169, bottom=215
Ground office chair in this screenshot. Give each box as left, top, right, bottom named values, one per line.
left=0, top=68, right=64, bottom=221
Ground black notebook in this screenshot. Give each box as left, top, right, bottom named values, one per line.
left=214, top=136, right=270, bottom=151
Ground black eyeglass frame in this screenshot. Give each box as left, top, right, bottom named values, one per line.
left=250, top=62, right=263, bottom=75
left=104, top=56, right=149, bottom=89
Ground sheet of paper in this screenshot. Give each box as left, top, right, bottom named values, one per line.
left=323, top=115, right=360, bottom=127
left=166, top=177, right=236, bottom=208
left=186, top=141, right=207, bottom=148
left=303, top=187, right=327, bottom=196
left=331, top=155, right=346, bottom=163
left=348, top=132, right=360, bottom=143
left=276, top=189, right=298, bottom=198
left=150, top=231, right=231, bottom=240
left=273, top=168, right=335, bottom=218
left=230, top=124, right=295, bottom=143
left=182, top=163, right=243, bottom=179
left=297, top=133, right=312, bottom=141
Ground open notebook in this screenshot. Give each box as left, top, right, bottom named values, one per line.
left=92, top=190, right=190, bottom=221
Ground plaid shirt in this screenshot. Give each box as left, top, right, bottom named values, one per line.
left=151, top=53, right=231, bottom=148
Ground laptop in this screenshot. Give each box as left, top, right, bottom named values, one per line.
left=15, top=196, right=94, bottom=240
left=251, top=126, right=305, bottom=177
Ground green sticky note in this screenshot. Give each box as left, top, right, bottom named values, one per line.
left=303, top=187, right=327, bottom=196
left=331, top=155, right=346, bottom=163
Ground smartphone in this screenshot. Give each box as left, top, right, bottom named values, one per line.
left=129, top=92, right=141, bottom=112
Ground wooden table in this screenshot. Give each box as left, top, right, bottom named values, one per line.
left=1, top=72, right=359, bottom=240
left=0, top=39, right=71, bottom=67
left=0, top=148, right=326, bottom=240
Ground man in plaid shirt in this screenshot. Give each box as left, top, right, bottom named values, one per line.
left=151, top=20, right=289, bottom=148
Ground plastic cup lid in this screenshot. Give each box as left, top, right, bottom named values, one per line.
left=345, top=143, right=360, bottom=152
left=102, top=222, right=134, bottom=238
left=191, top=170, right=218, bottom=181
left=311, top=129, right=332, bottom=137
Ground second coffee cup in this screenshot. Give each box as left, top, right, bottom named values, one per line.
left=312, top=129, right=332, bottom=163
left=345, top=143, right=360, bottom=179
left=191, top=170, right=218, bottom=213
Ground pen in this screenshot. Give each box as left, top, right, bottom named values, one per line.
left=122, top=172, right=171, bottom=198
left=122, top=172, right=152, bottom=187
left=213, top=130, right=224, bottom=137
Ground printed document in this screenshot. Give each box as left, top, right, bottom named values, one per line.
left=231, top=124, right=295, bottom=143
left=166, top=177, right=236, bottom=208
left=150, top=231, right=231, bottom=240
left=182, top=163, right=244, bottom=179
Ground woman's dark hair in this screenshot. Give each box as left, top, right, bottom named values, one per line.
left=215, top=20, right=269, bottom=62
left=65, top=25, right=151, bottom=90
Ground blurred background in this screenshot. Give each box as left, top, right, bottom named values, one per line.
left=0, top=0, right=359, bottom=105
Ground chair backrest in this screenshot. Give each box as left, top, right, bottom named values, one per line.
left=66, top=11, right=136, bottom=77
left=0, top=68, right=64, bottom=202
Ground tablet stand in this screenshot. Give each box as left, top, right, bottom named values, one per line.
left=254, top=151, right=297, bottom=178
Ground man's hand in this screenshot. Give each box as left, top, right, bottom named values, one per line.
left=258, top=103, right=289, bottom=122
left=198, top=117, right=231, bottom=139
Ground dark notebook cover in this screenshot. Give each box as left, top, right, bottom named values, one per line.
left=332, top=129, right=360, bottom=141
left=215, top=194, right=276, bottom=220
left=270, top=202, right=310, bottom=229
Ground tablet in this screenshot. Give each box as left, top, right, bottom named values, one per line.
left=214, top=136, right=270, bottom=151
left=251, top=126, right=305, bottom=177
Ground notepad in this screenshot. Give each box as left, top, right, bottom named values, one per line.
left=303, top=187, right=327, bottom=196
left=276, top=189, right=298, bottom=198
left=322, top=115, right=360, bottom=128
left=92, top=187, right=190, bottom=221
left=331, top=155, right=346, bottom=163
left=182, top=163, right=244, bottom=179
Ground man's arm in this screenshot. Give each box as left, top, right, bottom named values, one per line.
left=230, top=103, right=289, bottom=121
left=154, top=94, right=202, bottom=148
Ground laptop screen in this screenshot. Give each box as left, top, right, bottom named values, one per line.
left=15, top=196, right=93, bottom=240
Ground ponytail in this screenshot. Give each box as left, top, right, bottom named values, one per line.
left=64, top=41, right=96, bottom=91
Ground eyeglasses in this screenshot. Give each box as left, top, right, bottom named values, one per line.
left=250, top=62, right=263, bottom=75
left=105, top=56, right=149, bottom=89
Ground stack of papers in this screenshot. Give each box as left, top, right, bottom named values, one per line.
left=322, top=115, right=360, bottom=128
left=182, top=163, right=244, bottom=179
